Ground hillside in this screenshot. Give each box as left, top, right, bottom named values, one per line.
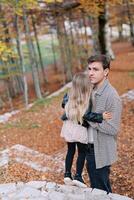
left=0, top=41, right=134, bottom=199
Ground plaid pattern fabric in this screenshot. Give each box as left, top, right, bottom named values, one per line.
left=88, top=79, right=122, bottom=169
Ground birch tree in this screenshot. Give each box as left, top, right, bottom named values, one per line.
left=23, top=6, right=42, bottom=99
left=14, top=13, right=29, bottom=107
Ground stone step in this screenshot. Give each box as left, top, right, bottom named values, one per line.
left=0, top=144, right=65, bottom=173
left=0, top=181, right=132, bottom=200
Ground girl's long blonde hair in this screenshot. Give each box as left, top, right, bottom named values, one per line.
left=65, top=72, right=92, bottom=124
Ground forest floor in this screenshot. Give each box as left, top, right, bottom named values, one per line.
left=0, top=41, right=134, bottom=198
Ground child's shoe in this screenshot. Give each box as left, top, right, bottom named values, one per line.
left=72, top=174, right=87, bottom=188
left=64, top=172, right=74, bottom=186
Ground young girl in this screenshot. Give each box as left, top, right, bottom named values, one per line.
left=61, top=72, right=112, bottom=187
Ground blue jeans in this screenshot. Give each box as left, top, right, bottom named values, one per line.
left=86, top=144, right=112, bottom=193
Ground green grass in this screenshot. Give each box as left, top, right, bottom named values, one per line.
left=128, top=71, right=134, bottom=78
left=26, top=96, right=54, bottom=112
left=22, top=37, right=60, bottom=72
left=0, top=37, right=60, bottom=76
left=3, top=120, right=40, bottom=129
left=31, top=97, right=52, bottom=109
left=26, top=90, right=68, bottom=112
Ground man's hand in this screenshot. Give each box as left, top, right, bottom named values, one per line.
left=103, top=112, right=112, bottom=120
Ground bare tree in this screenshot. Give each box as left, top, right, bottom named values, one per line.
left=31, top=13, right=48, bottom=83
left=124, top=0, right=134, bottom=45
left=23, top=6, right=42, bottom=99
left=14, top=13, right=29, bottom=107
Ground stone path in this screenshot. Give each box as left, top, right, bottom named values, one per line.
left=0, top=144, right=65, bottom=173
left=0, top=181, right=132, bottom=200
left=0, top=144, right=133, bottom=199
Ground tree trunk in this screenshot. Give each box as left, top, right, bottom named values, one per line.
left=56, top=16, right=72, bottom=82
left=89, top=16, right=101, bottom=55
left=23, top=7, right=42, bottom=99
left=79, top=11, right=89, bottom=68
left=82, top=12, right=89, bottom=55
left=73, top=19, right=85, bottom=68
left=104, top=3, right=115, bottom=59
left=50, top=30, right=58, bottom=72
left=98, top=11, right=106, bottom=54
left=63, top=19, right=73, bottom=81
left=68, top=10, right=75, bottom=60
left=0, top=97, right=4, bottom=110
left=125, top=0, right=134, bottom=46
left=14, top=14, right=29, bottom=107
left=118, top=23, right=124, bottom=40
left=31, top=14, right=48, bottom=83
left=98, top=3, right=115, bottom=59
left=56, top=16, right=66, bottom=84
left=5, top=79, right=14, bottom=111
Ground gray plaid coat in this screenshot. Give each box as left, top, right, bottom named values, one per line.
left=88, top=79, right=122, bottom=169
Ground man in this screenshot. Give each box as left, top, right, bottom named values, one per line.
left=85, top=54, right=122, bottom=193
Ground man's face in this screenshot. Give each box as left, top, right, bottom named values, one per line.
left=88, top=61, right=109, bottom=87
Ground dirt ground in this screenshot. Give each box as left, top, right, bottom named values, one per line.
left=0, top=41, right=134, bottom=198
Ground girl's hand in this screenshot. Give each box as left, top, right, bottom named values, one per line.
left=103, top=112, right=112, bottom=120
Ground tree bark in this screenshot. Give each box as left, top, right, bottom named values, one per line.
left=89, top=16, right=101, bottom=55
left=98, top=2, right=115, bottom=59
left=50, top=30, right=58, bottom=72
left=125, top=0, right=134, bottom=46
left=14, top=13, right=29, bottom=107
left=31, top=13, right=48, bottom=83
left=23, top=7, right=42, bottom=99
left=6, top=79, right=14, bottom=111
left=98, top=10, right=106, bottom=54
left=63, top=19, right=73, bottom=81
left=104, top=3, right=115, bottom=59
left=56, top=16, right=72, bottom=82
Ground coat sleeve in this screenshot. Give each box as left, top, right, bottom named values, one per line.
left=61, top=93, right=69, bottom=108
left=89, top=96, right=122, bottom=136
left=83, top=111, right=103, bottom=123
left=61, top=113, right=68, bottom=121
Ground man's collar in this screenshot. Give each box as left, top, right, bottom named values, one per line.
left=94, top=79, right=109, bottom=95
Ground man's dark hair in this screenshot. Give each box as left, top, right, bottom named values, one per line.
left=87, top=54, right=111, bottom=70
